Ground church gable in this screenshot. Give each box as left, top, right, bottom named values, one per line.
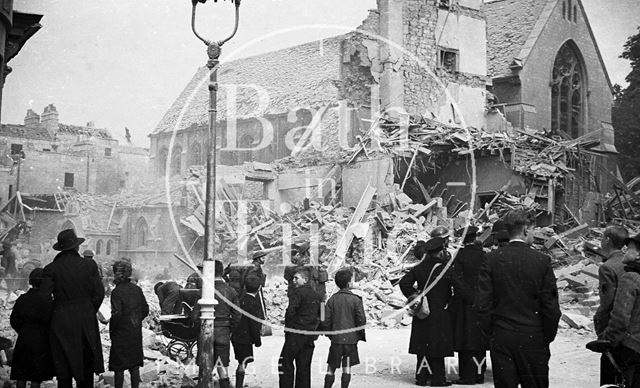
left=513, top=0, right=614, bottom=139
left=485, top=0, right=550, bottom=78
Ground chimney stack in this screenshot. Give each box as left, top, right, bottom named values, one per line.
left=24, top=109, right=40, bottom=128
left=41, top=104, right=59, bottom=137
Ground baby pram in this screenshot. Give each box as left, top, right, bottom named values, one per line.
left=158, top=289, right=201, bottom=361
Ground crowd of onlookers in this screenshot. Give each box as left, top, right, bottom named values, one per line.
left=5, top=208, right=640, bottom=388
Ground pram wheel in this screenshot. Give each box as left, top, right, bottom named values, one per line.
left=167, top=339, right=195, bottom=362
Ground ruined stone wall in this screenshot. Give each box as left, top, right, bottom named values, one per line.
left=150, top=112, right=313, bottom=174
left=18, top=151, right=91, bottom=194
left=401, top=0, right=439, bottom=115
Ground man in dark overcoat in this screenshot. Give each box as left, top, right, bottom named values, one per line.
left=594, top=225, right=628, bottom=385
left=475, top=210, right=561, bottom=388
left=42, top=229, right=105, bottom=388
left=452, top=226, right=489, bottom=384
left=399, top=237, right=455, bottom=387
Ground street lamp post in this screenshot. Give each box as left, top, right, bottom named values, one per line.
left=189, top=1, right=241, bottom=387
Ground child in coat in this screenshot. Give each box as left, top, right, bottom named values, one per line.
left=109, top=260, right=149, bottom=388
left=322, top=268, right=366, bottom=388
left=10, top=268, right=54, bottom=388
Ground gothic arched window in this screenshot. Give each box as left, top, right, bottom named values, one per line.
left=158, top=148, right=169, bottom=176
left=551, top=41, right=585, bottom=138
left=96, top=239, right=103, bottom=255
left=190, top=142, right=202, bottom=166
left=171, top=147, right=182, bottom=176
left=135, top=217, right=148, bottom=248
left=106, top=240, right=113, bottom=255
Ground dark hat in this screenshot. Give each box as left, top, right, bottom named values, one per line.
left=425, top=237, right=445, bottom=253
left=455, top=225, right=479, bottom=237
left=625, top=233, right=640, bottom=246
left=82, top=249, right=95, bottom=258
left=53, top=229, right=85, bottom=251
left=430, top=226, right=450, bottom=239
left=251, top=251, right=268, bottom=262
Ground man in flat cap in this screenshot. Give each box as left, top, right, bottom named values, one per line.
left=475, top=210, right=560, bottom=388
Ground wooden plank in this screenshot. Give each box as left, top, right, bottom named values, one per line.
left=400, top=148, right=418, bottom=191
left=544, top=223, right=590, bottom=249
left=330, top=184, right=377, bottom=271
left=413, top=177, right=432, bottom=203
left=106, top=201, right=117, bottom=231
left=476, top=191, right=503, bottom=220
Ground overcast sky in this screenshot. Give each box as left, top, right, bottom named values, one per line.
left=2, top=0, right=638, bottom=146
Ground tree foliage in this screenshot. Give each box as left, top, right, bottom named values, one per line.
left=614, top=26, right=640, bottom=181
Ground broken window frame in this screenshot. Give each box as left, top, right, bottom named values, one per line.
left=437, top=47, right=459, bottom=74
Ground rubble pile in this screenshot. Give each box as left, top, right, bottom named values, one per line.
left=348, top=114, right=599, bottom=180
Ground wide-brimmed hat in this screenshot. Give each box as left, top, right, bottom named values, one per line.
left=53, top=229, right=85, bottom=251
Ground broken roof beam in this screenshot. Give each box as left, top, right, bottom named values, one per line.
left=329, top=183, right=377, bottom=273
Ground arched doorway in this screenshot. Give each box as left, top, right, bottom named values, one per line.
left=551, top=41, right=586, bottom=138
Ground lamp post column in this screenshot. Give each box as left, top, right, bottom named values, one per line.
left=189, top=1, right=241, bottom=386
left=197, top=40, right=221, bottom=388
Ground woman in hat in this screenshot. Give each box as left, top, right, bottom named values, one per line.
left=42, top=228, right=104, bottom=388
left=399, top=237, right=456, bottom=387
left=109, top=259, right=149, bottom=388
left=10, top=268, right=54, bottom=387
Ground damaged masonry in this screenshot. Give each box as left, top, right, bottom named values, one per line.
left=0, top=0, right=638, bottom=387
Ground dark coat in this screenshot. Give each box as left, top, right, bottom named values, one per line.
left=321, top=288, right=366, bottom=344
left=10, top=288, right=55, bottom=381
left=109, top=281, right=149, bottom=371
left=232, top=293, right=263, bottom=346
left=453, top=244, right=489, bottom=351
left=601, top=262, right=640, bottom=353
left=285, top=284, right=321, bottom=332
left=42, top=250, right=105, bottom=379
left=399, top=257, right=454, bottom=357
left=594, top=250, right=626, bottom=334
left=156, top=281, right=183, bottom=315
left=475, top=241, right=561, bottom=343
